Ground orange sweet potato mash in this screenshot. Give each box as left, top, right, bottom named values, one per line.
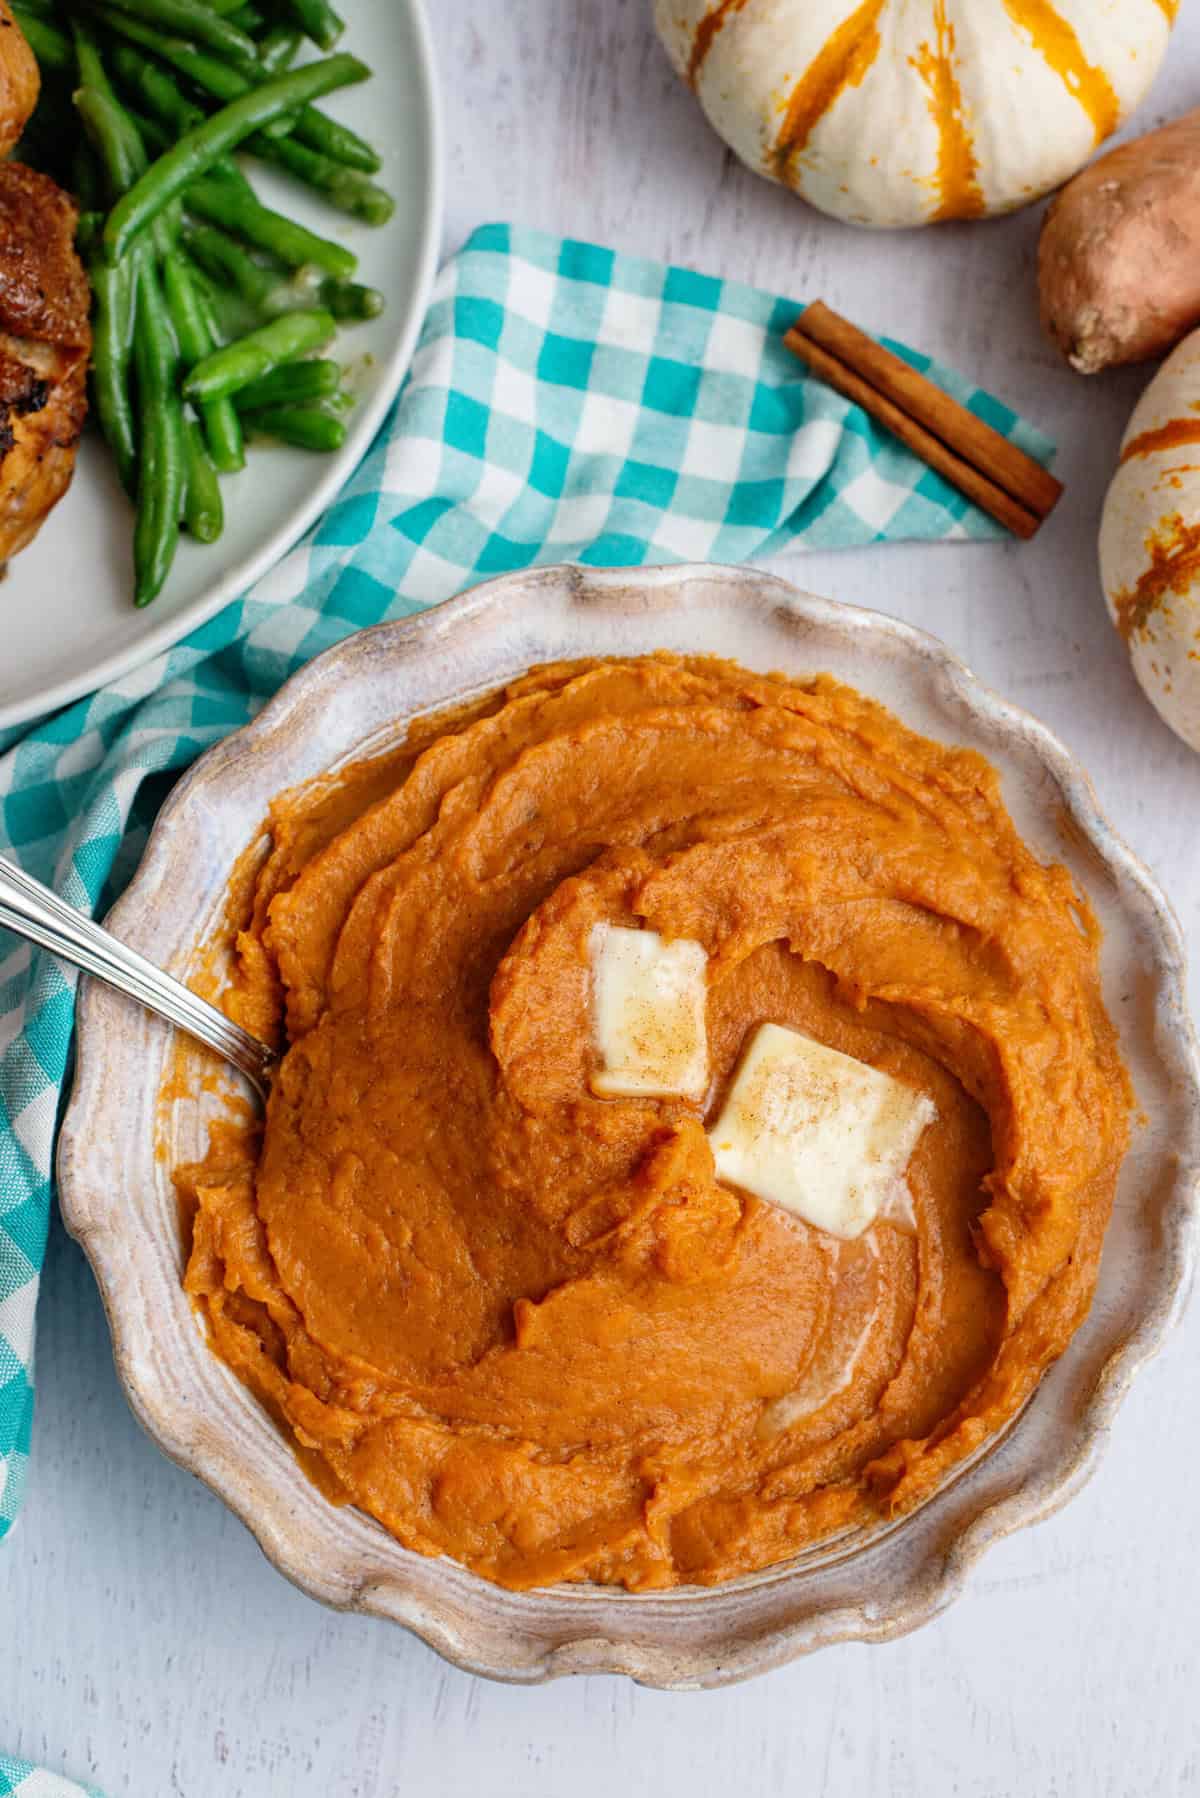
left=175, top=655, right=1132, bottom=1591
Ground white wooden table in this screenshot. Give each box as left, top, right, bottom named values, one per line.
left=4, top=6, right=1199, bottom=1793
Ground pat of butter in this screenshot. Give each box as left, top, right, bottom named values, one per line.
left=708, top=1023, right=935, bottom=1239
left=589, top=924, right=708, bottom=1100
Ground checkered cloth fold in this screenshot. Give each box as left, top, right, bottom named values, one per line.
left=0, top=1757, right=102, bottom=1798
left=0, top=223, right=1052, bottom=1583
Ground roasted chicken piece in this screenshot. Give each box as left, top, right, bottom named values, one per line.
left=0, top=161, right=91, bottom=561
left=0, top=0, right=39, bottom=159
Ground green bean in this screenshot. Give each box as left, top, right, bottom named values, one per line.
left=198, top=394, right=245, bottom=473
left=92, top=10, right=293, bottom=137
left=294, top=106, right=380, bottom=176
left=184, top=307, right=336, bottom=402
left=248, top=403, right=347, bottom=452
left=74, top=83, right=147, bottom=198
left=226, top=3, right=264, bottom=29
left=11, top=0, right=60, bottom=18
left=109, top=43, right=204, bottom=137
left=185, top=176, right=357, bottom=280
left=89, top=255, right=138, bottom=493
left=96, top=11, right=251, bottom=98
left=125, top=104, right=169, bottom=152
left=205, top=155, right=256, bottom=197
left=203, top=0, right=250, bottom=13
left=183, top=221, right=280, bottom=312
left=248, top=133, right=393, bottom=225
left=182, top=415, right=223, bottom=542
left=318, top=279, right=384, bottom=321
left=257, top=24, right=301, bottom=73
left=104, top=53, right=370, bottom=262
left=72, top=17, right=115, bottom=95
left=133, top=260, right=186, bottom=607
left=153, top=193, right=183, bottom=256
left=161, top=255, right=244, bottom=474
left=93, top=7, right=374, bottom=168
left=77, top=81, right=178, bottom=258
left=161, top=249, right=209, bottom=365
left=12, top=10, right=71, bottom=70
left=162, top=250, right=248, bottom=473
left=89, top=0, right=258, bottom=64
left=185, top=250, right=252, bottom=343
left=234, top=358, right=339, bottom=410
left=279, top=0, right=342, bottom=50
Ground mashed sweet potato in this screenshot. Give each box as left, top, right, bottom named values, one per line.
left=175, top=656, right=1131, bottom=1590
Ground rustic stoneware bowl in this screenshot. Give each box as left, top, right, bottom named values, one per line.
left=57, top=564, right=1200, bottom=1689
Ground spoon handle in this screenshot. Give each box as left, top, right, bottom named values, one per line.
left=0, top=852, right=276, bottom=1101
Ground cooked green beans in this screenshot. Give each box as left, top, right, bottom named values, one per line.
left=104, top=54, right=370, bottom=262
left=185, top=177, right=357, bottom=280
left=90, top=0, right=258, bottom=65
left=248, top=132, right=393, bottom=224
left=89, top=256, right=138, bottom=494
left=97, top=11, right=252, bottom=98
left=110, top=43, right=205, bottom=138
left=161, top=250, right=208, bottom=367
left=318, top=279, right=384, bottom=321
left=248, top=404, right=347, bottom=452
left=74, top=84, right=147, bottom=198
left=162, top=250, right=245, bottom=473
left=183, top=221, right=280, bottom=313
left=72, top=19, right=117, bottom=99
left=234, top=359, right=340, bottom=411
left=18, top=0, right=385, bottom=605
left=184, top=308, right=336, bottom=403
left=93, top=7, right=381, bottom=170
left=279, top=0, right=343, bottom=52
left=291, top=105, right=380, bottom=176
left=257, top=25, right=302, bottom=73
left=182, top=417, right=224, bottom=542
left=133, top=261, right=186, bottom=607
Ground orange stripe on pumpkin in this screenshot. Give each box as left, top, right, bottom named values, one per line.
left=688, top=0, right=752, bottom=87
left=910, top=1, right=984, bottom=222
left=771, top=0, right=886, bottom=183
left=1121, top=420, right=1200, bottom=464
left=1001, top=0, right=1121, bottom=144
left=1112, top=513, right=1200, bottom=642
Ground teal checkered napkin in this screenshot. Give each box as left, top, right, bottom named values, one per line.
left=0, top=1756, right=102, bottom=1798
left=0, top=222, right=1054, bottom=1562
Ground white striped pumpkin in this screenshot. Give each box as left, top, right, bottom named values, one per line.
left=653, top=0, right=1176, bottom=229
left=1100, top=331, right=1200, bottom=752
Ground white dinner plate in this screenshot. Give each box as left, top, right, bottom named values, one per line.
left=0, top=0, right=442, bottom=732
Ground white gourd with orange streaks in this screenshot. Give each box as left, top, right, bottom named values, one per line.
left=1100, top=331, right=1200, bottom=753
left=653, top=0, right=1175, bottom=229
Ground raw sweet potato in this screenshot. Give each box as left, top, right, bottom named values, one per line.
left=1038, top=108, right=1200, bottom=376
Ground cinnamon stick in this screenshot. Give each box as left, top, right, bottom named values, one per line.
left=784, top=302, right=1063, bottom=540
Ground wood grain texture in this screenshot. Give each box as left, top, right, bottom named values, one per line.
left=3, top=3, right=1200, bottom=1792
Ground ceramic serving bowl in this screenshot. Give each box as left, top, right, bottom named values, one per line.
left=57, top=564, right=1200, bottom=1689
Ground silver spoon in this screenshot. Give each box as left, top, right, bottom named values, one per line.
left=0, top=851, right=278, bottom=1102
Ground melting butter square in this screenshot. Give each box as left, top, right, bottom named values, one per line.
left=589, top=923, right=708, bottom=1100
left=708, top=1023, right=935, bottom=1239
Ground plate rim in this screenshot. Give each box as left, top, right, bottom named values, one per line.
left=56, top=563, right=1200, bottom=1688
left=0, top=0, right=444, bottom=735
